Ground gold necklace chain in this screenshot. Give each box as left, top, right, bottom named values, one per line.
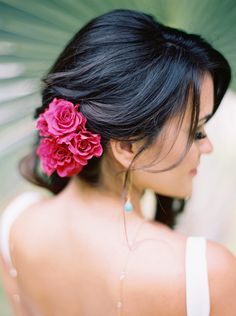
left=116, top=217, right=148, bottom=315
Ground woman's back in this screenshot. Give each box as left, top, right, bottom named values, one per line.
left=1, top=189, right=186, bottom=315
left=1, top=187, right=236, bottom=315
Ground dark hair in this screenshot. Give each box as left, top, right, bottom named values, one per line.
left=19, top=9, right=231, bottom=228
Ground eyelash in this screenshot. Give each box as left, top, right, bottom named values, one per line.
left=194, top=126, right=207, bottom=140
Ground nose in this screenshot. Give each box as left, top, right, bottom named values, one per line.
left=200, top=136, right=214, bottom=154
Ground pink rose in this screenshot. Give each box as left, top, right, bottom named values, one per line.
left=35, top=97, right=103, bottom=178
left=58, top=130, right=103, bottom=165
left=36, top=98, right=87, bottom=137
left=35, top=113, right=51, bottom=137
left=36, top=137, right=84, bottom=177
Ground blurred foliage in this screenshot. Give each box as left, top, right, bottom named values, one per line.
left=0, top=276, right=12, bottom=316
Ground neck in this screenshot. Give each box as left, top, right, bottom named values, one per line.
left=62, top=159, right=145, bottom=221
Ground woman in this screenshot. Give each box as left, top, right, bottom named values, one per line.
left=0, top=9, right=236, bottom=316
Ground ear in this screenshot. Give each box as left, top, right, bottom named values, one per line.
left=109, top=139, right=137, bottom=169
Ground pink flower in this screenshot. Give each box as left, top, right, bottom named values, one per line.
left=58, top=130, right=103, bottom=165
left=36, top=113, right=51, bottom=137
left=36, top=138, right=84, bottom=177
left=35, top=97, right=103, bottom=177
left=36, top=98, right=86, bottom=137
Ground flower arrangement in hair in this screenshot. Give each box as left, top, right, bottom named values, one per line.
left=35, top=98, right=103, bottom=177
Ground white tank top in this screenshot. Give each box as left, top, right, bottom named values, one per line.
left=0, top=191, right=210, bottom=315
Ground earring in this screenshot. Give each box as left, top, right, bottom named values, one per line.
left=124, top=198, right=134, bottom=212
left=123, top=172, right=134, bottom=212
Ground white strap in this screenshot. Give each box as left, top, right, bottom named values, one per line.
left=0, top=191, right=44, bottom=276
left=186, top=236, right=210, bottom=316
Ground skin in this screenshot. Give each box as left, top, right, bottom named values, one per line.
left=96, top=73, right=214, bottom=219
left=1, top=73, right=236, bottom=316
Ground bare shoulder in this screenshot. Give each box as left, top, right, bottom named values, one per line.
left=8, top=191, right=71, bottom=279
left=10, top=193, right=62, bottom=262
left=127, top=222, right=236, bottom=316
left=8, top=194, right=68, bottom=313
left=123, top=222, right=188, bottom=316
left=206, top=239, right=236, bottom=315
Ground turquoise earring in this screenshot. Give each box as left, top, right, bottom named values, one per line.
left=124, top=199, right=133, bottom=212
left=123, top=171, right=133, bottom=212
